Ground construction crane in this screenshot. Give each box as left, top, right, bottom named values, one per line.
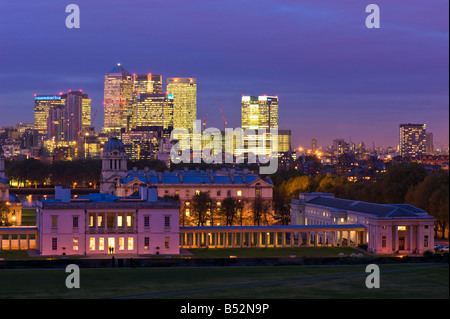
left=218, top=99, right=227, bottom=131
left=202, top=109, right=209, bottom=131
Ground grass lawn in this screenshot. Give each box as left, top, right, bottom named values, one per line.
left=0, top=263, right=447, bottom=299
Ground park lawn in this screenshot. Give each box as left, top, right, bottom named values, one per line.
left=0, top=264, right=447, bottom=299
left=187, top=247, right=369, bottom=258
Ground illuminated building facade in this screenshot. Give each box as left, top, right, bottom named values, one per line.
left=61, top=91, right=91, bottom=142
left=34, top=95, right=63, bottom=135
left=399, top=123, right=427, bottom=158
left=166, top=78, right=197, bottom=131
left=103, top=64, right=134, bottom=133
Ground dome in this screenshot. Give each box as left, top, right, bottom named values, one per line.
left=103, top=137, right=125, bottom=154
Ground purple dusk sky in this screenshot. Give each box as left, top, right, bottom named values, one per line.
left=0, top=0, right=448, bottom=150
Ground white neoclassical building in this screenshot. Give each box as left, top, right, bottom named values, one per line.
left=291, top=193, right=435, bottom=255
left=36, top=185, right=179, bottom=256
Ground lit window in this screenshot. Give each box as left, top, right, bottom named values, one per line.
left=185, top=209, right=190, bottom=216
left=128, top=237, right=134, bottom=250
left=51, top=216, right=58, bottom=228
left=73, top=237, right=79, bottom=251
left=144, top=237, right=150, bottom=249
left=340, top=218, right=344, bottom=223
left=196, top=190, right=200, bottom=195
left=99, top=238, right=105, bottom=251
left=398, top=226, right=406, bottom=231
left=98, top=215, right=103, bottom=227
left=127, top=215, right=132, bottom=227
left=237, top=190, right=242, bottom=197
left=119, top=237, right=124, bottom=250
left=89, top=238, right=95, bottom=251
left=89, top=215, right=94, bottom=227
left=117, top=216, right=123, bottom=227
left=165, top=237, right=170, bottom=249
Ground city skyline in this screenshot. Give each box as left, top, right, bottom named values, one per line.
left=0, top=0, right=448, bottom=150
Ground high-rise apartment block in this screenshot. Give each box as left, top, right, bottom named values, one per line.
left=241, top=95, right=278, bottom=130
left=34, top=95, right=64, bottom=135
left=399, top=123, right=426, bottom=157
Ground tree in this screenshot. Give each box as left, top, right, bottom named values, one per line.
left=221, top=197, right=237, bottom=226
left=191, top=191, right=213, bottom=226
left=0, top=201, right=11, bottom=226
left=252, top=197, right=271, bottom=226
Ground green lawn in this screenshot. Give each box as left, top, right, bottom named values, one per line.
left=0, top=264, right=447, bottom=299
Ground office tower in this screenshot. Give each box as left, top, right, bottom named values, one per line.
left=47, top=105, right=65, bottom=142
left=103, top=64, right=134, bottom=133
left=399, top=123, right=426, bottom=157
left=166, top=77, right=197, bottom=131
left=60, top=90, right=91, bottom=142
left=133, top=73, right=163, bottom=95
left=426, top=132, right=434, bottom=154
left=241, top=95, right=278, bottom=130
left=278, top=130, right=291, bottom=153
left=34, top=95, right=64, bottom=135
left=135, top=93, right=166, bottom=128
left=164, top=93, right=174, bottom=129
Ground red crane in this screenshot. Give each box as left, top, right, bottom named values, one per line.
left=218, top=99, right=227, bottom=131
left=202, top=109, right=209, bottom=131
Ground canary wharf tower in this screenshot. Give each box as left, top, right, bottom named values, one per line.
left=103, top=64, right=134, bottom=133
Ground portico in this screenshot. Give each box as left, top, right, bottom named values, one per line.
left=179, top=225, right=367, bottom=249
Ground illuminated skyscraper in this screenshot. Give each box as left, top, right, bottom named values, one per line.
left=34, top=95, right=64, bottom=135
left=133, top=73, right=163, bottom=95
left=135, top=93, right=166, bottom=128
left=103, top=64, right=134, bottom=133
left=241, top=95, right=278, bottom=130
left=238, top=95, right=279, bottom=157
left=399, top=123, right=427, bottom=157
left=61, top=90, right=91, bottom=142
left=166, top=78, right=197, bottom=131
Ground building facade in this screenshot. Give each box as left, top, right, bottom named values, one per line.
left=103, top=64, right=134, bottom=133
left=166, top=77, right=197, bottom=131
left=34, top=95, right=64, bottom=135
left=291, top=193, right=435, bottom=255
left=36, top=186, right=180, bottom=256
left=399, top=123, right=427, bottom=158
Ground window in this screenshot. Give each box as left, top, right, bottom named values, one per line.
left=164, top=216, right=171, bottom=227
left=89, top=215, right=94, bottom=227
left=237, top=190, right=242, bottom=197
left=164, top=190, right=169, bottom=196
left=144, top=237, right=150, bottom=249
left=185, top=209, right=190, bottom=216
left=195, top=190, right=200, bottom=195
left=127, top=215, right=132, bottom=227
left=398, top=226, right=406, bottom=231
left=382, top=225, right=387, bottom=229
left=175, top=190, right=179, bottom=197
left=99, top=238, right=105, bottom=251
left=72, top=216, right=79, bottom=228
left=128, top=237, right=134, bottom=250
left=185, top=190, right=190, bottom=197
left=52, top=238, right=57, bottom=250
left=165, top=237, right=170, bottom=249
left=89, top=238, right=95, bottom=251
left=117, top=216, right=123, bottom=227
left=217, top=190, right=221, bottom=197
left=119, top=237, right=124, bottom=250
left=424, top=225, right=429, bottom=229
left=98, top=215, right=103, bottom=227
left=256, top=188, right=261, bottom=197
left=424, top=235, right=429, bottom=248
left=382, top=236, right=386, bottom=248
left=227, top=190, right=231, bottom=196
left=73, top=237, right=79, bottom=251
left=51, top=216, right=58, bottom=228
left=144, top=216, right=150, bottom=227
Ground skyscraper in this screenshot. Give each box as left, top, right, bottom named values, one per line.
left=426, top=132, right=434, bottom=154
left=34, top=95, right=64, bottom=135
left=166, top=77, right=197, bottom=131
left=241, top=95, right=278, bottom=130
left=103, top=64, right=134, bottom=133
left=61, top=90, right=91, bottom=142
left=399, top=123, right=426, bottom=157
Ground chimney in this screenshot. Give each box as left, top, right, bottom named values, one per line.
left=55, top=185, right=71, bottom=203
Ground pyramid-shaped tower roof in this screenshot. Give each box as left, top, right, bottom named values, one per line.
left=107, top=63, right=131, bottom=75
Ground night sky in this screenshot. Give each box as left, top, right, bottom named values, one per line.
left=0, top=0, right=448, bottom=150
